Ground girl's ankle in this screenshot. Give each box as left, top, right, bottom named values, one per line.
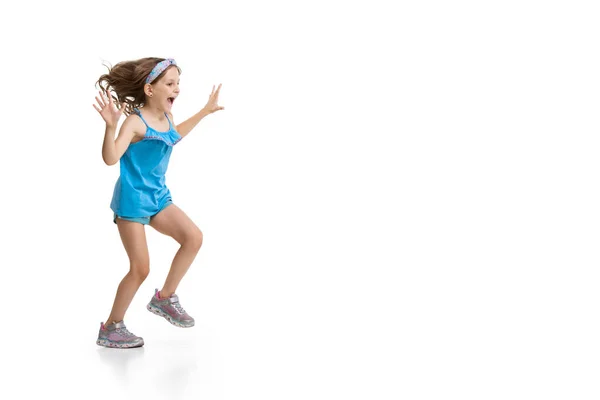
left=158, top=290, right=173, bottom=299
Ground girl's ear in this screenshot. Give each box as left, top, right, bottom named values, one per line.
left=144, top=83, right=153, bottom=97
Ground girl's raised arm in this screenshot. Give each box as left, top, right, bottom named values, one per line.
left=102, top=117, right=138, bottom=165
left=94, top=91, right=136, bottom=165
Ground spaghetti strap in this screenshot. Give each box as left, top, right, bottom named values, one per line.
left=134, top=108, right=151, bottom=128
left=164, top=112, right=174, bottom=130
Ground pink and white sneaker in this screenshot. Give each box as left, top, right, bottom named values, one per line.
left=96, top=321, right=144, bottom=348
left=147, top=289, right=195, bottom=328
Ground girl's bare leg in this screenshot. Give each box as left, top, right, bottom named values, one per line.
left=105, top=219, right=150, bottom=325
left=149, top=204, right=203, bottom=298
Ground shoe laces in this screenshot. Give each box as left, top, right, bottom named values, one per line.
left=173, top=301, right=187, bottom=315
left=116, top=327, right=135, bottom=338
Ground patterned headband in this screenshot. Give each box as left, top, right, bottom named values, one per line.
left=146, top=58, right=177, bottom=84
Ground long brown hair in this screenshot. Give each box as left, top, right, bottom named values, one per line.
left=95, top=57, right=182, bottom=116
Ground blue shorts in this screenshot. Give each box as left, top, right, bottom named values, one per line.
left=113, top=200, right=173, bottom=225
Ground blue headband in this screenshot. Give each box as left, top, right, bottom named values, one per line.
left=146, top=58, right=177, bottom=84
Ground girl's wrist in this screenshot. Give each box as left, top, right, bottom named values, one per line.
left=199, top=107, right=210, bottom=118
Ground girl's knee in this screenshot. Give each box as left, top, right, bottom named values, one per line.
left=184, top=228, right=203, bottom=251
left=130, top=261, right=150, bottom=281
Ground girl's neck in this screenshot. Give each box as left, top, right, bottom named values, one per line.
left=139, top=104, right=166, bottom=120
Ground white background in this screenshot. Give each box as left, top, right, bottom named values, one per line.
left=1, top=0, right=599, bottom=398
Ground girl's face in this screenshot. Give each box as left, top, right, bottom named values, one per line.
left=150, top=66, right=180, bottom=112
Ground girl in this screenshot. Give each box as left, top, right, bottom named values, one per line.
left=93, top=57, right=223, bottom=348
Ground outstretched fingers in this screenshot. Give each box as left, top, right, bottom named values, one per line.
left=95, top=91, right=106, bottom=109
left=215, top=84, right=223, bottom=110
left=209, top=84, right=222, bottom=100
left=106, top=90, right=115, bottom=106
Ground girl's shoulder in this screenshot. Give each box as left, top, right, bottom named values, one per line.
left=123, top=112, right=148, bottom=141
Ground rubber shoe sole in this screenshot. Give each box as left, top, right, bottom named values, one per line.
left=147, top=303, right=195, bottom=328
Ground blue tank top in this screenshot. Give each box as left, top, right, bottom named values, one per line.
left=110, top=109, right=182, bottom=217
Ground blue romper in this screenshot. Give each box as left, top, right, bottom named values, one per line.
left=110, top=109, right=182, bottom=223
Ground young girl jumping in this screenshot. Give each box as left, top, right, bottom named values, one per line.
left=93, top=57, right=224, bottom=348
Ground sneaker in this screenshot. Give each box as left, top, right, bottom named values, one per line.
left=147, top=289, right=195, bottom=328
left=96, top=321, right=144, bottom=348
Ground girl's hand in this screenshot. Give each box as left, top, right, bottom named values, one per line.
left=93, top=90, right=126, bottom=129
left=203, top=84, right=224, bottom=115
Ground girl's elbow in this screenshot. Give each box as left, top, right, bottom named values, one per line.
left=102, top=155, right=118, bottom=166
